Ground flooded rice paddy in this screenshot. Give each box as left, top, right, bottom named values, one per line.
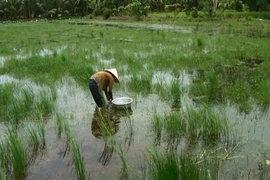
left=1, top=20, right=270, bottom=180
left=1, top=70, right=270, bottom=179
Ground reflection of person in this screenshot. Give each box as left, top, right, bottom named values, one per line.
left=91, top=109, right=120, bottom=165
left=91, top=109, right=120, bottom=138
left=89, top=68, right=119, bottom=111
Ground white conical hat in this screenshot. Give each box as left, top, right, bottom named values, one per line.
left=105, top=68, right=119, bottom=82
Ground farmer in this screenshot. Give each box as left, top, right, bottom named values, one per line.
left=89, top=68, right=119, bottom=111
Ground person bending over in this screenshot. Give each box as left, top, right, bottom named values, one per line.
left=89, top=68, right=119, bottom=111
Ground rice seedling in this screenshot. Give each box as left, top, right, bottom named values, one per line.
left=38, top=121, right=46, bottom=149
left=22, top=87, right=34, bottom=115
left=6, top=127, right=29, bottom=179
left=0, top=83, right=15, bottom=121
left=27, top=121, right=46, bottom=163
left=151, top=111, right=164, bottom=145
left=34, top=89, right=54, bottom=118
left=169, top=80, right=182, bottom=102
left=0, top=139, right=9, bottom=176
left=127, top=73, right=152, bottom=95
left=147, top=149, right=181, bottom=180
left=256, top=80, right=270, bottom=110
left=55, top=113, right=65, bottom=138
left=0, top=82, right=55, bottom=122
left=190, top=70, right=224, bottom=104
left=70, top=137, right=86, bottom=180
left=146, top=148, right=220, bottom=180
left=185, top=105, right=230, bottom=143
left=63, top=119, right=72, bottom=142
left=56, top=119, right=72, bottom=158
left=164, top=112, right=187, bottom=148
left=28, top=126, right=41, bottom=152
left=61, top=120, right=87, bottom=178
left=153, top=80, right=169, bottom=101
left=116, top=144, right=129, bottom=178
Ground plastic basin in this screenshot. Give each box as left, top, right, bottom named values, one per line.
left=112, top=97, right=133, bottom=109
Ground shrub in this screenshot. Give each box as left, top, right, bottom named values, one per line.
left=126, top=1, right=150, bottom=20
left=103, top=8, right=112, bottom=20
left=93, top=8, right=101, bottom=16
left=191, top=7, right=198, bottom=18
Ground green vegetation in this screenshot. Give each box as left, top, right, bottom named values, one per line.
left=1, top=0, right=269, bottom=20
left=152, top=105, right=230, bottom=147
left=0, top=10, right=269, bottom=179
left=0, top=127, right=29, bottom=179
left=0, top=82, right=54, bottom=122
left=146, top=149, right=219, bottom=180
left=70, top=137, right=86, bottom=180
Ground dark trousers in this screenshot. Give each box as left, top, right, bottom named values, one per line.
left=89, top=79, right=102, bottom=108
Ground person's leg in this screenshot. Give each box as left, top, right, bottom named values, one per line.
left=89, top=79, right=103, bottom=108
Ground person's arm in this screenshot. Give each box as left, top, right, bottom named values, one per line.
left=104, top=75, right=114, bottom=102
left=107, top=78, right=114, bottom=102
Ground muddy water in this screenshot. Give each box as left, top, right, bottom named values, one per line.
left=1, top=72, right=270, bottom=179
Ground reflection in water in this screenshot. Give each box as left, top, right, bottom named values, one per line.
left=91, top=106, right=133, bottom=166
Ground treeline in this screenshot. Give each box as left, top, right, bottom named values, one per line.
left=0, top=0, right=269, bottom=20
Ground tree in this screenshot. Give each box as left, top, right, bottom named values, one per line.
left=207, top=0, right=219, bottom=16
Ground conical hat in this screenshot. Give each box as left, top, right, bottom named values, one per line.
left=105, top=68, right=119, bottom=82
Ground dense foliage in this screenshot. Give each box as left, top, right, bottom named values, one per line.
left=0, top=0, right=269, bottom=20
